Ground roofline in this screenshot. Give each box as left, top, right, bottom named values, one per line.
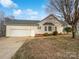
left=6, top=24, right=39, bottom=26
left=13, top=19, right=41, bottom=21
left=41, top=14, right=60, bottom=22
left=5, top=14, right=66, bottom=26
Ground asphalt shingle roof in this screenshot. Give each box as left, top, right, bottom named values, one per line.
left=5, top=19, right=40, bottom=26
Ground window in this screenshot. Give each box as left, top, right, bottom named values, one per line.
left=48, top=26, right=52, bottom=31
left=45, top=26, right=47, bottom=31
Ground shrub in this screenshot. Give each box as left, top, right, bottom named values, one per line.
left=52, top=31, right=58, bottom=35
left=43, top=33, right=49, bottom=36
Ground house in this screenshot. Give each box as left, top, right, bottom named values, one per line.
left=5, top=14, right=66, bottom=37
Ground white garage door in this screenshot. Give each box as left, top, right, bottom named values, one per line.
left=10, top=29, right=35, bottom=37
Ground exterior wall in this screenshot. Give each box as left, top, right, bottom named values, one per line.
left=57, top=26, right=64, bottom=33
left=6, top=25, right=39, bottom=37
left=37, top=24, right=55, bottom=34
left=38, top=15, right=64, bottom=34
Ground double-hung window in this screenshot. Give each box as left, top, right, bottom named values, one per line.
left=48, top=26, right=52, bottom=31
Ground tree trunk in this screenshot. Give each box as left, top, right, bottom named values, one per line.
left=72, top=24, right=76, bottom=38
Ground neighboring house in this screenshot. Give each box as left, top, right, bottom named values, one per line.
left=5, top=14, right=68, bottom=37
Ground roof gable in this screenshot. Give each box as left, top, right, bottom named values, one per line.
left=42, top=14, right=59, bottom=21
left=41, top=14, right=69, bottom=26
left=40, top=14, right=62, bottom=25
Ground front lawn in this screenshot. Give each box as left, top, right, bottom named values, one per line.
left=12, top=35, right=79, bottom=59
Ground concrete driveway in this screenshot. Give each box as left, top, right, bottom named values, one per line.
left=0, top=37, right=31, bottom=59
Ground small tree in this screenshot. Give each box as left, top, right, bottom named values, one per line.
left=46, top=0, right=79, bottom=38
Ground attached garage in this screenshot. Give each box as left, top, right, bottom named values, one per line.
left=5, top=20, right=40, bottom=37
left=6, top=26, right=37, bottom=37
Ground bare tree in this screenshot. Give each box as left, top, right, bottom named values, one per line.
left=46, top=0, right=79, bottom=38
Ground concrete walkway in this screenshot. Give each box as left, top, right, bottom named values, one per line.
left=0, top=37, right=31, bottom=59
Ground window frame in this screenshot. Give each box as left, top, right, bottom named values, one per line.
left=44, top=26, right=47, bottom=31
left=48, top=26, right=52, bottom=31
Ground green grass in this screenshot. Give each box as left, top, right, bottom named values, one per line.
left=12, top=35, right=79, bottom=59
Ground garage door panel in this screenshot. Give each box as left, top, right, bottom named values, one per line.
left=10, top=29, right=35, bottom=37
left=11, top=30, right=26, bottom=36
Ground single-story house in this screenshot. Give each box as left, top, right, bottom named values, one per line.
left=5, top=14, right=67, bottom=37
